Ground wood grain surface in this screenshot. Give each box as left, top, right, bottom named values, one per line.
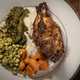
left=66, top=0, right=80, bottom=20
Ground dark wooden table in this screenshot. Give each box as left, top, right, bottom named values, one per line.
left=65, top=0, right=80, bottom=80
left=66, top=0, right=80, bottom=19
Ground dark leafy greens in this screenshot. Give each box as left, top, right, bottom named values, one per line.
left=5, top=7, right=29, bottom=45
left=0, top=6, right=30, bottom=75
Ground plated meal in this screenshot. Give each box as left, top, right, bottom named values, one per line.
left=0, top=2, right=65, bottom=79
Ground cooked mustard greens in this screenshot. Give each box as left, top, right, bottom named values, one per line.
left=0, top=7, right=29, bottom=75
left=5, top=7, right=29, bottom=45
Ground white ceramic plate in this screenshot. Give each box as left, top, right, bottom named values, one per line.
left=0, top=0, right=80, bottom=80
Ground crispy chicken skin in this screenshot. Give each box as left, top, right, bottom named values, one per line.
left=33, top=2, right=64, bottom=62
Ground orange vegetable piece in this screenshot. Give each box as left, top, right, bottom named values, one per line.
left=19, top=48, right=27, bottom=60
left=19, top=61, right=25, bottom=71
left=25, top=65, right=34, bottom=78
left=24, top=57, right=29, bottom=65
left=31, top=52, right=47, bottom=61
left=38, top=60, right=49, bottom=70
left=25, top=58, right=39, bottom=73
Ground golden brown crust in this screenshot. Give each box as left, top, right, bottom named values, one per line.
left=33, top=2, right=64, bottom=62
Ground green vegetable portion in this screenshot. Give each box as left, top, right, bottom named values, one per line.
left=0, top=36, right=25, bottom=75
left=0, top=6, right=30, bottom=75
left=5, top=7, right=29, bottom=45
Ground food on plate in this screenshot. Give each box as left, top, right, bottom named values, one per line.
left=33, top=2, right=64, bottom=62
left=19, top=51, right=49, bottom=78
left=31, top=52, right=48, bottom=70
left=23, top=57, right=29, bottom=64
left=19, top=54, right=39, bottom=77
left=19, top=61, right=25, bottom=71
left=19, top=48, right=28, bottom=60
left=31, top=52, right=49, bottom=70
left=31, top=52, right=47, bottom=61
left=38, top=59, right=48, bottom=70
left=5, top=7, right=29, bottom=45
left=0, top=2, right=65, bottom=79
left=25, top=65, right=34, bottom=78
left=0, top=7, right=29, bottom=75
left=0, top=36, right=25, bottom=74
left=25, top=58, right=39, bottom=73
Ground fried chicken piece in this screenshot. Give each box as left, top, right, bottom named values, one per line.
left=33, top=2, right=64, bottom=62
